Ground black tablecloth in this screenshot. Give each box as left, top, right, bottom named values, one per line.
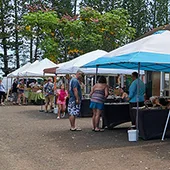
left=80, top=99, right=93, bottom=117
left=80, top=99, right=116, bottom=117
left=132, top=108, right=170, bottom=140
left=103, top=103, right=130, bottom=129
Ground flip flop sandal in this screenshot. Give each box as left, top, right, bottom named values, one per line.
left=70, top=128, right=82, bottom=131
left=95, top=129, right=104, bottom=132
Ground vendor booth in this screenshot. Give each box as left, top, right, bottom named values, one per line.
left=53, top=50, right=143, bottom=118
left=7, top=58, right=58, bottom=105
left=83, top=30, right=170, bottom=140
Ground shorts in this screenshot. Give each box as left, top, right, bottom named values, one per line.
left=57, top=100, right=66, bottom=105
left=90, top=101, right=104, bottom=110
left=18, top=90, right=24, bottom=94
left=68, top=101, right=81, bottom=116
left=45, top=95, right=54, bottom=104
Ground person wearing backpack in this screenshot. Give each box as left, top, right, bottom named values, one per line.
left=56, top=84, right=68, bottom=119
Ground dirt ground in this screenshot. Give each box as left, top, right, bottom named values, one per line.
left=0, top=105, right=170, bottom=170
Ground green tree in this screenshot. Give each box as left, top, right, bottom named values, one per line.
left=122, top=0, right=149, bottom=38
left=21, top=7, right=135, bottom=62
left=58, top=8, right=135, bottom=60
left=22, top=10, right=59, bottom=62
left=50, top=0, right=73, bottom=17
left=80, top=0, right=122, bottom=13
left=12, top=0, right=27, bottom=68
left=149, top=0, right=169, bottom=28
left=0, top=0, right=13, bottom=75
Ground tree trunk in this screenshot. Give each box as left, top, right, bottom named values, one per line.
left=153, top=0, right=157, bottom=28
left=0, top=1, right=9, bottom=76
left=14, top=0, right=20, bottom=68
left=30, top=36, right=33, bottom=63
left=73, top=0, right=77, bottom=15
left=34, top=36, right=39, bottom=61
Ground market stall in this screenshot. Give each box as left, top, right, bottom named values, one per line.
left=82, top=30, right=170, bottom=140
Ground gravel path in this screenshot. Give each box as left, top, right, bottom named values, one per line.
left=0, top=105, right=170, bottom=170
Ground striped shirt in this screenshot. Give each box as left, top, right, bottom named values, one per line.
left=91, top=89, right=106, bottom=104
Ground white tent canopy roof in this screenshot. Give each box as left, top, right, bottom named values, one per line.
left=56, top=49, right=144, bottom=75
left=56, top=50, right=107, bottom=74
left=7, top=62, right=31, bottom=78
left=21, top=58, right=57, bottom=77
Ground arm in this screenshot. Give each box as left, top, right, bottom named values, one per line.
left=73, top=87, right=79, bottom=103
left=128, top=81, right=137, bottom=100
left=65, top=90, right=68, bottom=99
left=17, top=84, right=20, bottom=89
left=72, top=79, right=80, bottom=103
left=90, top=85, right=95, bottom=97
left=105, top=85, right=109, bottom=98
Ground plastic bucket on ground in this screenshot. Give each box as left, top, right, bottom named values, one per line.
left=128, top=129, right=139, bottom=142
left=53, top=107, right=58, bottom=114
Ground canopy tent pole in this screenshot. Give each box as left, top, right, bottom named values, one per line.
left=120, top=75, right=124, bottom=88
left=39, top=73, right=45, bottom=112
left=84, top=75, right=87, bottom=94
left=161, top=110, right=170, bottom=141
left=95, top=65, right=99, bottom=83
left=54, top=75, right=57, bottom=109
left=136, top=62, right=140, bottom=134
left=160, top=72, right=164, bottom=96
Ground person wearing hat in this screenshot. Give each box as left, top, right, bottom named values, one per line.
left=43, top=77, right=54, bottom=113
left=68, top=70, right=83, bottom=131
left=0, top=77, right=6, bottom=106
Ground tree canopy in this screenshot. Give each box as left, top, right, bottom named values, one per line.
left=22, top=7, right=135, bottom=63
left=0, top=0, right=170, bottom=75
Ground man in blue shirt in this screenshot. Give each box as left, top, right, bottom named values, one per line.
left=68, top=70, right=83, bottom=131
left=128, top=72, right=145, bottom=126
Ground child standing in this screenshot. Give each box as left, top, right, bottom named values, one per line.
left=56, top=84, right=68, bottom=119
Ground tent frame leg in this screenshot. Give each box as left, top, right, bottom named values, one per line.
left=95, top=65, right=99, bottom=83
left=39, top=73, right=45, bottom=112
left=161, top=110, right=170, bottom=141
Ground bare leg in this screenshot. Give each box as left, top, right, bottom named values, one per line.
left=57, top=104, right=61, bottom=118
left=69, top=115, right=76, bottom=129
left=92, top=109, right=97, bottom=130
left=22, top=94, right=26, bottom=104
left=45, top=104, right=48, bottom=112
left=45, top=99, right=48, bottom=112
left=17, top=94, right=21, bottom=105
left=95, top=109, right=102, bottom=130
left=50, top=96, right=54, bottom=111
left=61, top=104, right=66, bottom=113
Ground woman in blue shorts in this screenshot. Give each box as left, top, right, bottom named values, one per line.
left=90, top=76, right=109, bottom=132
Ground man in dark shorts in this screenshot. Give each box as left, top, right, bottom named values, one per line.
left=68, top=70, right=83, bottom=131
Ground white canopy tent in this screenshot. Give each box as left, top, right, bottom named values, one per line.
left=56, top=50, right=144, bottom=75
left=21, top=58, right=57, bottom=77
left=7, top=62, right=31, bottom=78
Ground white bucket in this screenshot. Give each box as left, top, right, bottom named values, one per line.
left=53, top=107, right=58, bottom=114
left=128, top=129, right=139, bottom=142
